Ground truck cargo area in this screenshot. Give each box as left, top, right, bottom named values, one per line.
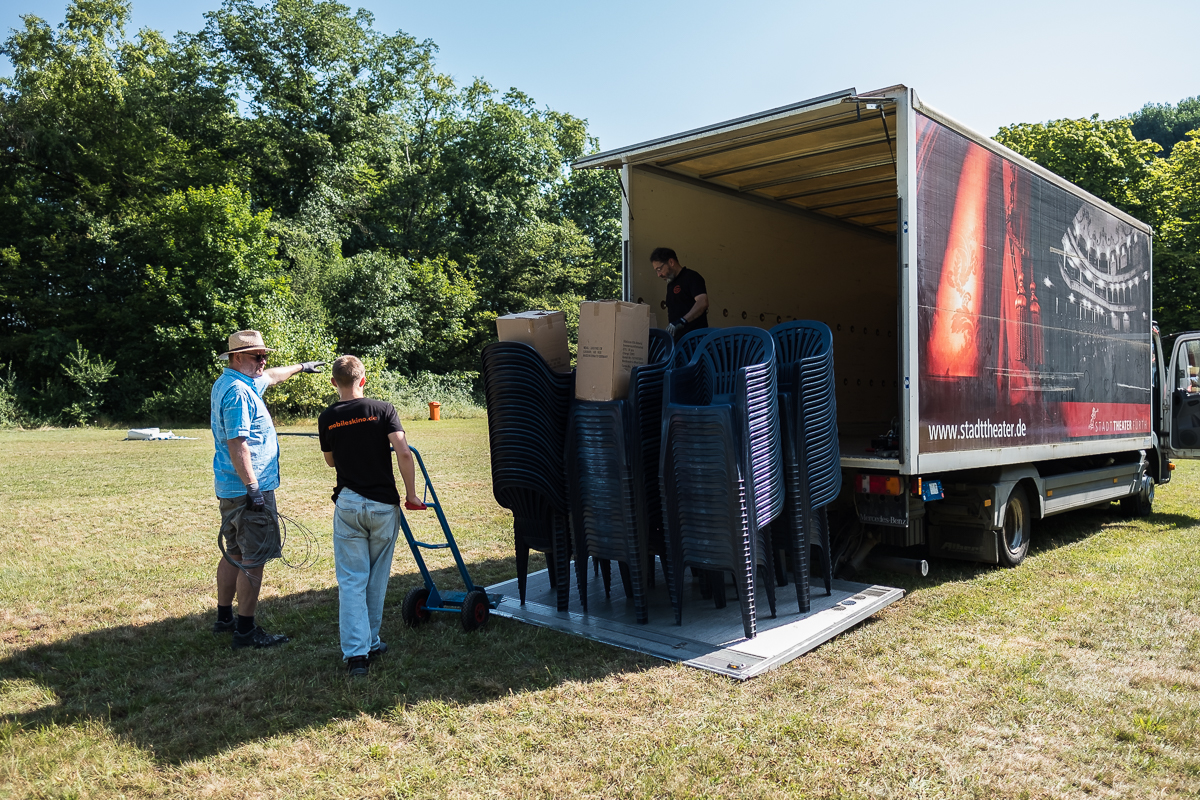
left=487, top=559, right=904, bottom=680
left=577, top=89, right=905, bottom=473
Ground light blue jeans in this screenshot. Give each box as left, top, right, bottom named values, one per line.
left=333, top=488, right=400, bottom=660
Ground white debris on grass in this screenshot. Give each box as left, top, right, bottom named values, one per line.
left=125, top=427, right=197, bottom=440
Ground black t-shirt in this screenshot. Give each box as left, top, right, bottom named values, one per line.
left=318, top=397, right=405, bottom=505
left=665, top=267, right=709, bottom=337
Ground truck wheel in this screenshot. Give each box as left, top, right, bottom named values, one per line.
left=1120, top=468, right=1154, bottom=517
left=998, top=486, right=1031, bottom=568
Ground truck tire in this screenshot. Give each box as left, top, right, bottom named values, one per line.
left=998, top=486, right=1031, bottom=568
left=1120, top=472, right=1154, bottom=517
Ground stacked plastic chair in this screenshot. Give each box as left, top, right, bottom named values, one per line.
left=567, top=329, right=674, bottom=624
left=674, top=327, right=712, bottom=367
left=626, top=329, right=675, bottom=588
left=481, top=342, right=575, bottom=612
left=770, top=321, right=842, bottom=612
left=659, top=327, right=784, bottom=639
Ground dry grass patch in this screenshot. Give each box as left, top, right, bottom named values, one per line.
left=1, top=423, right=1199, bottom=798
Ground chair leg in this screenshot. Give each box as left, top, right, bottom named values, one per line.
left=711, top=570, right=727, bottom=609
left=818, top=506, right=833, bottom=596
left=599, top=559, right=612, bottom=598
left=617, top=560, right=633, bottom=600
left=553, top=513, right=571, bottom=613
left=515, top=534, right=530, bottom=605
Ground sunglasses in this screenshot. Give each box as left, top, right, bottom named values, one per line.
left=238, top=353, right=269, bottom=363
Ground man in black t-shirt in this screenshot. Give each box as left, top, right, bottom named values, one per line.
left=651, top=247, right=709, bottom=341
left=318, top=355, right=425, bottom=677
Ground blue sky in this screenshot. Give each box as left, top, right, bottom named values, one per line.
left=3, top=0, right=1198, bottom=153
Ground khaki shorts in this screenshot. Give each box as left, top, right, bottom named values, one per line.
left=219, top=490, right=282, bottom=564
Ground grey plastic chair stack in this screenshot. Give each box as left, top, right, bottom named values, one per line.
left=566, top=329, right=674, bottom=624
left=481, top=341, right=575, bottom=612
left=626, top=329, right=676, bottom=587
left=566, top=401, right=648, bottom=621
left=659, top=327, right=784, bottom=639
left=770, top=321, right=842, bottom=612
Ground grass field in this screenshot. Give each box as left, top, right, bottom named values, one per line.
left=1, top=421, right=1198, bottom=799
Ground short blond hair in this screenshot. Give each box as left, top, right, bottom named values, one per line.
left=331, top=355, right=365, bottom=388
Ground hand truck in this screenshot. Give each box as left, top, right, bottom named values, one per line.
left=400, top=446, right=502, bottom=631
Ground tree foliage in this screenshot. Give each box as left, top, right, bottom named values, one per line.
left=0, top=0, right=621, bottom=423
left=1130, top=97, right=1200, bottom=157
left=996, top=110, right=1200, bottom=334
left=995, top=115, right=1163, bottom=222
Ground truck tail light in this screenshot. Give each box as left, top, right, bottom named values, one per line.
left=857, top=474, right=903, bottom=495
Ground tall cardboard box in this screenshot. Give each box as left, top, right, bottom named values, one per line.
left=576, top=301, right=652, bottom=401
left=496, top=310, right=571, bottom=372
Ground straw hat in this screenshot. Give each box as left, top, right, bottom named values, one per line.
left=219, top=329, right=275, bottom=360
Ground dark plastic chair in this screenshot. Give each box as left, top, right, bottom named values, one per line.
left=770, top=321, right=842, bottom=611
left=566, top=328, right=674, bottom=624
left=674, top=327, right=714, bottom=367
left=481, top=341, right=575, bottom=612
left=566, top=401, right=648, bottom=622
left=659, top=326, right=783, bottom=639
left=626, top=329, right=675, bottom=588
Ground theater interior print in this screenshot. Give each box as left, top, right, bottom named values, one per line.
left=915, top=114, right=1153, bottom=454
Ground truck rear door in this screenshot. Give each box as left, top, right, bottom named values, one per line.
left=1164, top=332, right=1200, bottom=459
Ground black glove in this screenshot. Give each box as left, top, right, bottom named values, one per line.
left=245, top=483, right=266, bottom=512
left=300, top=361, right=325, bottom=373
left=673, top=318, right=687, bottom=329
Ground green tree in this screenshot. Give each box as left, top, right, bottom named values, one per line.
left=1153, top=131, right=1200, bottom=332
left=995, top=115, right=1163, bottom=223
left=1130, top=97, right=1200, bottom=157
left=323, top=251, right=477, bottom=373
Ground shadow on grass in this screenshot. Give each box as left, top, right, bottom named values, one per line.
left=0, top=557, right=656, bottom=764
left=851, top=503, right=1200, bottom=596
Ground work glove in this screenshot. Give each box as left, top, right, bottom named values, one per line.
left=300, top=361, right=325, bottom=373
left=665, top=319, right=686, bottom=339
left=245, top=483, right=266, bottom=512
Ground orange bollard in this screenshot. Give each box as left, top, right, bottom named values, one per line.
left=428, top=401, right=441, bottom=421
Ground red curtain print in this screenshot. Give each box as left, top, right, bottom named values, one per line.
left=926, top=143, right=992, bottom=378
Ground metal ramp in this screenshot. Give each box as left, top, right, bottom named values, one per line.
left=487, top=558, right=903, bottom=680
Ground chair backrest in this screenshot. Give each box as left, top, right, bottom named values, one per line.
left=693, top=327, right=776, bottom=399
left=770, top=321, right=833, bottom=391
left=647, top=327, right=674, bottom=367
left=677, top=327, right=783, bottom=529
left=770, top=320, right=841, bottom=509
left=481, top=341, right=575, bottom=511
left=674, top=327, right=712, bottom=367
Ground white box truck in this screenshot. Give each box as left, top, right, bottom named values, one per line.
left=574, top=85, right=1200, bottom=570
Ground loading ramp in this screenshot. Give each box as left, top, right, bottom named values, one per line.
left=487, top=558, right=903, bottom=680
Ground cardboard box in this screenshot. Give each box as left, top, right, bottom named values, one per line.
left=576, top=301, right=652, bottom=401
left=496, top=310, right=571, bottom=372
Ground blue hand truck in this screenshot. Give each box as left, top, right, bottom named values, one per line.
left=401, top=446, right=502, bottom=631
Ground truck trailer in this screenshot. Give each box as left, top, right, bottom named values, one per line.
left=574, top=85, right=1200, bottom=570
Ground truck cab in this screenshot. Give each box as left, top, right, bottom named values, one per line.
left=1156, top=328, right=1200, bottom=469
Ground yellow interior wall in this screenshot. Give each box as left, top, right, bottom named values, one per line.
left=628, top=167, right=899, bottom=432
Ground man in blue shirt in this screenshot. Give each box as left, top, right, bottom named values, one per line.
left=211, top=329, right=324, bottom=649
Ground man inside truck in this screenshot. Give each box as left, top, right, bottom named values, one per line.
left=650, top=247, right=709, bottom=341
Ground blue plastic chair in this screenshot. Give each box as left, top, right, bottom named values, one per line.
left=659, top=327, right=783, bottom=639
left=566, top=328, right=674, bottom=624
left=770, top=321, right=842, bottom=610
left=482, top=341, right=575, bottom=612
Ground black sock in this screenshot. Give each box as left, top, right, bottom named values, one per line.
left=236, top=614, right=255, bottom=634
left=217, top=605, right=233, bottom=623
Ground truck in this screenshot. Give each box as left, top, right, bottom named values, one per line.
left=573, top=84, right=1200, bottom=570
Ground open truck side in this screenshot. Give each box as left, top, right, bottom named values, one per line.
left=575, top=85, right=1200, bottom=570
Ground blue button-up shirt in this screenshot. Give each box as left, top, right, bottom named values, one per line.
left=210, top=368, right=279, bottom=498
